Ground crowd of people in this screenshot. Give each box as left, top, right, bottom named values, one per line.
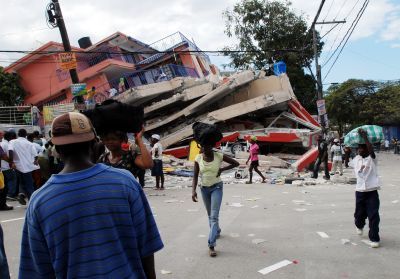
left=0, top=112, right=385, bottom=278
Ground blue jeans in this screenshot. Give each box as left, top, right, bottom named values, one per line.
left=0, top=225, right=10, bottom=279
left=200, top=182, right=223, bottom=247
left=16, top=171, right=34, bottom=199
left=3, top=170, right=17, bottom=197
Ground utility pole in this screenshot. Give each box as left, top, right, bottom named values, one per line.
left=310, top=0, right=345, bottom=129
left=47, top=0, right=83, bottom=103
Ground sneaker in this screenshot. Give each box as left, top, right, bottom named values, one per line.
left=356, top=228, right=363, bottom=236
left=18, top=194, right=27, bottom=205
left=370, top=242, right=380, bottom=248
left=209, top=247, right=217, bottom=257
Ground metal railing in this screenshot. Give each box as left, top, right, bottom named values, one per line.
left=137, top=32, right=211, bottom=65
left=0, top=106, right=33, bottom=126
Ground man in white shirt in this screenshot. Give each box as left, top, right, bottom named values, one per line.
left=349, top=129, right=380, bottom=248
left=330, top=138, right=343, bottom=176
left=150, top=134, right=164, bottom=190
left=8, top=129, right=38, bottom=204
left=1, top=131, right=17, bottom=210
left=384, top=139, right=390, bottom=151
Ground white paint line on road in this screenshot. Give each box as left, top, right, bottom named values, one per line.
left=252, top=239, right=267, bottom=244
left=1, top=217, right=25, bottom=223
left=258, top=260, right=293, bottom=275
left=317, top=232, right=329, bottom=239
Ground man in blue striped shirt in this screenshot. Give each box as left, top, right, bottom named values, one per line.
left=19, top=112, right=163, bottom=279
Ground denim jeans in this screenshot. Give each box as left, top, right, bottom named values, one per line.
left=0, top=225, right=10, bottom=279
left=16, top=171, right=34, bottom=199
left=3, top=170, right=17, bottom=197
left=200, top=182, right=223, bottom=247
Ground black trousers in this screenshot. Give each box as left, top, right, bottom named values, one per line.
left=312, top=157, right=330, bottom=179
left=0, top=183, right=7, bottom=206
left=354, top=190, right=380, bottom=242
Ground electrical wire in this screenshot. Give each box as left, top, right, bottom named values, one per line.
left=322, top=0, right=367, bottom=68
left=323, top=0, right=369, bottom=81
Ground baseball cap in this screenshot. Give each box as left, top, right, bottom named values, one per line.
left=51, top=112, right=95, bottom=145
left=151, top=134, right=161, bottom=141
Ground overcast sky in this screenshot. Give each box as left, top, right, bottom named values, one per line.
left=1, top=0, right=399, bottom=84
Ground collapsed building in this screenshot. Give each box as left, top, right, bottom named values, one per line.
left=113, top=70, right=322, bottom=171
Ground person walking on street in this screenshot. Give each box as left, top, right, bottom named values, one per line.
left=246, top=136, right=266, bottom=184
left=0, top=224, right=10, bottom=279
left=8, top=129, right=38, bottom=204
left=330, top=138, right=343, bottom=176
left=312, top=135, right=330, bottom=180
left=191, top=125, right=239, bottom=257
left=349, top=129, right=381, bottom=248
left=19, top=112, right=163, bottom=279
left=151, top=134, right=164, bottom=190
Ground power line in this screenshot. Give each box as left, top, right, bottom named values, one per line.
left=323, top=0, right=369, bottom=81
left=321, top=0, right=367, bottom=68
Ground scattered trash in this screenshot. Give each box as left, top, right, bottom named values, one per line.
left=351, top=242, right=358, bottom=246
left=294, top=208, right=307, bottom=212
left=280, top=203, right=286, bottom=206
left=198, top=234, right=207, bottom=238
left=258, top=260, right=293, bottom=275
left=246, top=197, right=261, bottom=201
left=317, top=232, right=329, bottom=239
left=292, top=180, right=304, bottom=186
left=164, top=199, right=179, bottom=203
left=292, top=260, right=299, bottom=264
left=161, top=270, right=172, bottom=275
left=392, top=200, right=399, bottom=204
left=230, top=233, right=240, bottom=238
left=292, top=200, right=306, bottom=204
left=248, top=234, right=256, bottom=237
left=228, top=202, right=244, bottom=208
left=341, top=239, right=350, bottom=245
left=235, top=168, right=248, bottom=179
left=187, top=209, right=199, bottom=212
left=232, top=195, right=242, bottom=198
left=252, top=239, right=267, bottom=244
left=251, top=205, right=259, bottom=209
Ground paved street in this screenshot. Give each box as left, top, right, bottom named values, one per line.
left=1, top=152, right=400, bottom=279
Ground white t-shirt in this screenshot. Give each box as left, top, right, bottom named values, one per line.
left=151, top=142, right=163, bottom=160
left=8, top=137, right=38, bottom=173
left=384, top=140, right=389, bottom=148
left=1, top=139, right=10, bottom=171
left=330, top=144, right=342, bottom=161
left=349, top=155, right=380, bottom=192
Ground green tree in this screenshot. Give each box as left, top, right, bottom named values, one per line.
left=325, top=79, right=379, bottom=134
left=223, top=0, right=323, bottom=113
left=362, top=85, right=400, bottom=125
left=0, top=66, right=25, bottom=105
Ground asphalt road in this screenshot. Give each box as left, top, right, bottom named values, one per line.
left=1, top=152, right=400, bottom=279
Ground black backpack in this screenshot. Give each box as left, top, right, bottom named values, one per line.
left=192, top=122, right=222, bottom=146
left=83, top=100, right=143, bottom=135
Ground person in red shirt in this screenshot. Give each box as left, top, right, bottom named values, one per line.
left=246, top=136, right=266, bottom=184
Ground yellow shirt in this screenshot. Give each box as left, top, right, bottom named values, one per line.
left=195, top=152, right=223, bottom=187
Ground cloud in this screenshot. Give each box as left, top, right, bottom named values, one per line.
left=0, top=0, right=399, bottom=68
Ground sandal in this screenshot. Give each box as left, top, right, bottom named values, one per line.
left=209, top=247, right=217, bottom=257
